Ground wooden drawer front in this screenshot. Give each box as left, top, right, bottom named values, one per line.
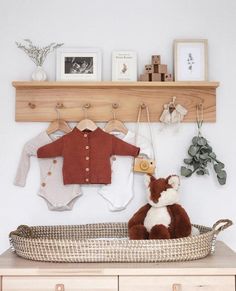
left=2, top=276, right=118, bottom=291
left=119, top=276, right=235, bottom=291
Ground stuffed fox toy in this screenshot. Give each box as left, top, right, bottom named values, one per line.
left=128, top=175, right=192, bottom=240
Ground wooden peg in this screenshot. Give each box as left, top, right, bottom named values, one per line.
left=83, top=103, right=91, bottom=109
left=56, top=102, right=64, bottom=109
left=28, top=102, right=36, bottom=109
left=140, top=103, right=147, bottom=109
left=112, top=103, right=119, bottom=109
left=172, top=284, right=181, bottom=291
left=55, top=284, right=64, bottom=291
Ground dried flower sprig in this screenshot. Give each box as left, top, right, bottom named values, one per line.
left=15, top=39, right=63, bottom=66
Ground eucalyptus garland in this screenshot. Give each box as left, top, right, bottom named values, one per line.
left=181, top=105, right=227, bottom=185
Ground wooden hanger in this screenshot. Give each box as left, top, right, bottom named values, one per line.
left=103, top=103, right=128, bottom=134
left=46, top=107, right=72, bottom=134
left=76, top=103, right=97, bottom=131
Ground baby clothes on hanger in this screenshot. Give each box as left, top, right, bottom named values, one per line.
left=14, top=131, right=82, bottom=211
left=98, top=130, right=152, bottom=211
left=37, top=127, right=140, bottom=185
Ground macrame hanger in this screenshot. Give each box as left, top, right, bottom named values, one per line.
left=135, top=103, right=157, bottom=162
left=196, top=103, right=204, bottom=136
left=169, top=96, right=176, bottom=113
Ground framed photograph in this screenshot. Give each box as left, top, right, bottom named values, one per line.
left=56, top=48, right=102, bottom=81
left=112, top=51, right=137, bottom=81
left=174, top=39, right=208, bottom=81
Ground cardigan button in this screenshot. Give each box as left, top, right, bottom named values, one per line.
left=84, top=134, right=88, bottom=138
left=85, top=178, right=89, bottom=182
left=85, top=156, right=90, bottom=160
left=85, top=146, right=89, bottom=150
left=85, top=168, right=90, bottom=172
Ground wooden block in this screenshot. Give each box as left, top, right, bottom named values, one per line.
left=145, top=65, right=154, bottom=73
left=161, top=73, right=173, bottom=81
left=140, top=74, right=151, bottom=81
left=151, top=73, right=161, bottom=81
left=152, top=55, right=161, bottom=64
left=153, top=64, right=159, bottom=73
left=157, top=64, right=168, bottom=74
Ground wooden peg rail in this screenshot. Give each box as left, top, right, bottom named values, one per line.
left=12, top=81, right=219, bottom=122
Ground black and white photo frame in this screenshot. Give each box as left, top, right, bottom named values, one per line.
left=56, top=48, right=102, bottom=81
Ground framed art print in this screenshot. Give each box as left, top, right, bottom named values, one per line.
left=56, top=48, right=102, bottom=81
left=112, top=51, right=137, bottom=81
left=174, top=39, right=208, bottom=81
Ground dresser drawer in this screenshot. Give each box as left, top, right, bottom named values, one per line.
left=2, top=276, right=118, bottom=291
left=119, top=276, right=235, bottom=291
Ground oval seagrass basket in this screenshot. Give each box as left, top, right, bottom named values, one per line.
left=9, top=219, right=232, bottom=263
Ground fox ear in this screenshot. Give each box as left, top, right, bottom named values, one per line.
left=167, top=175, right=180, bottom=190
left=144, top=174, right=155, bottom=187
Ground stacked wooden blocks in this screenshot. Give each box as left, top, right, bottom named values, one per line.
left=140, top=55, right=173, bottom=82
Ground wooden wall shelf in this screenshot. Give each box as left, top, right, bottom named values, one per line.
left=13, top=81, right=219, bottom=122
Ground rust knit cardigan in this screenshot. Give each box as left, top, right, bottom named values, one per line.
left=37, top=127, right=140, bottom=185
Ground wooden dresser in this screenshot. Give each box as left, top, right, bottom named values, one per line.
left=0, top=241, right=235, bottom=291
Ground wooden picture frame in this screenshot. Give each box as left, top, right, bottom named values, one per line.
left=56, top=48, right=102, bottom=81
left=174, top=39, right=208, bottom=81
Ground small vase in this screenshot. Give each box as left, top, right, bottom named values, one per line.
left=32, top=66, right=47, bottom=81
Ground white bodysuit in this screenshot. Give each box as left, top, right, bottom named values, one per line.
left=98, top=131, right=152, bottom=211
left=14, top=131, right=82, bottom=211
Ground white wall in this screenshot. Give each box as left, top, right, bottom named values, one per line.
left=0, top=0, right=236, bottom=254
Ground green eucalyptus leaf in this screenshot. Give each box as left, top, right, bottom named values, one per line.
left=193, top=162, right=200, bottom=170
left=196, top=169, right=205, bottom=175
left=214, top=163, right=225, bottom=173
left=181, top=166, right=192, bottom=177
left=206, top=146, right=213, bottom=153
left=199, top=153, right=209, bottom=160
left=209, top=152, right=216, bottom=159
left=217, top=176, right=226, bottom=185
left=181, top=132, right=226, bottom=186
left=204, top=168, right=210, bottom=175
left=198, top=137, right=207, bottom=146
left=192, top=136, right=199, bottom=145
left=188, top=145, right=198, bottom=157
left=217, top=170, right=227, bottom=179
left=193, top=156, right=200, bottom=162
left=184, top=158, right=193, bottom=165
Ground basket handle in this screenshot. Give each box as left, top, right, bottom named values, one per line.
left=212, top=219, right=233, bottom=235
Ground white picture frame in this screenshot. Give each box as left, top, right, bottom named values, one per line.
left=174, top=39, right=208, bottom=81
left=56, top=48, right=102, bottom=81
left=112, top=51, right=137, bottom=82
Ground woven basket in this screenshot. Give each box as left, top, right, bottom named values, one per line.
left=9, top=219, right=232, bottom=263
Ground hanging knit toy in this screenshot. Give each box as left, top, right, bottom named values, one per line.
left=160, top=96, right=188, bottom=125
left=181, top=104, right=227, bottom=185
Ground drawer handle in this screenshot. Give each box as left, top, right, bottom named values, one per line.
left=172, top=284, right=181, bottom=291
left=55, top=284, right=65, bottom=291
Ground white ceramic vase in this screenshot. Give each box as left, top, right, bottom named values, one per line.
left=32, top=66, right=47, bottom=81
